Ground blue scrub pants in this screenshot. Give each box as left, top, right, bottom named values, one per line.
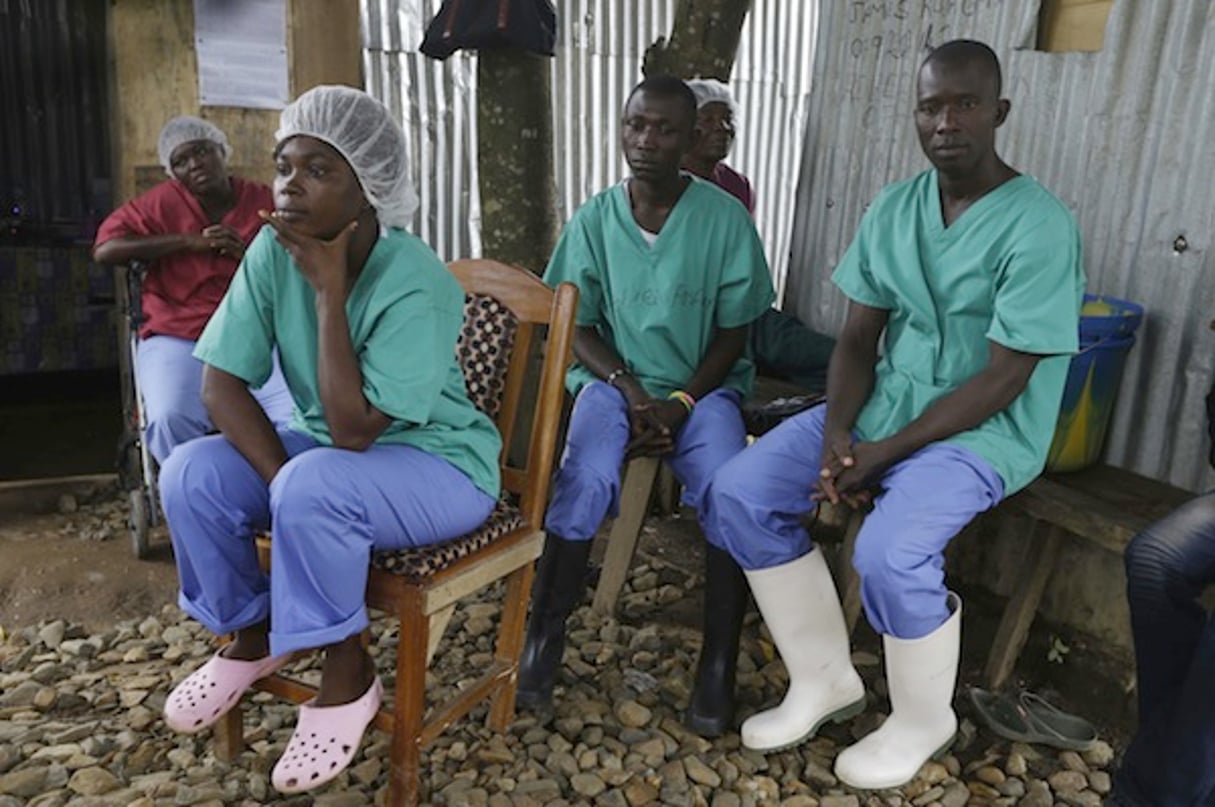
left=159, top=429, right=497, bottom=657
left=137, top=335, right=294, bottom=465
left=544, top=382, right=746, bottom=546
left=706, top=405, right=1003, bottom=639
left=1115, top=492, right=1215, bottom=805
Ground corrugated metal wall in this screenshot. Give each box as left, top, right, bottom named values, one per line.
left=361, top=0, right=817, bottom=294
left=787, top=1, right=1215, bottom=492
left=361, top=0, right=481, bottom=262
left=725, top=0, right=818, bottom=301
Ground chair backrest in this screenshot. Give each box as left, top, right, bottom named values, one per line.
left=447, top=259, right=578, bottom=528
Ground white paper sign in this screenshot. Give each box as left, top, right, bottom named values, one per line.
left=194, top=0, right=289, bottom=110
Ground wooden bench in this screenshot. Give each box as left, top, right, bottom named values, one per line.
left=585, top=384, right=1193, bottom=694
left=983, top=464, right=1192, bottom=688
left=590, top=377, right=823, bottom=616
left=828, top=464, right=1193, bottom=689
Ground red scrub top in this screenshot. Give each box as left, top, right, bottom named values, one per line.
left=94, top=176, right=272, bottom=340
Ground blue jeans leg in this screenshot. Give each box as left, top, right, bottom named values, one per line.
left=1117, top=492, right=1215, bottom=805
left=665, top=388, right=747, bottom=547
left=851, top=443, right=1002, bottom=638
left=138, top=336, right=295, bottom=464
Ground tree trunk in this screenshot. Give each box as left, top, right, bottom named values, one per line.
left=643, top=0, right=753, bottom=80
left=476, top=49, right=558, bottom=275
left=476, top=49, right=559, bottom=464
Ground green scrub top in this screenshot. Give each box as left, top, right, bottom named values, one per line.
left=832, top=170, right=1085, bottom=494
left=543, top=177, right=775, bottom=399
left=194, top=226, right=501, bottom=498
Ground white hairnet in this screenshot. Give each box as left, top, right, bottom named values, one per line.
left=685, top=78, right=737, bottom=116
left=276, top=85, right=419, bottom=231
left=158, top=116, right=231, bottom=175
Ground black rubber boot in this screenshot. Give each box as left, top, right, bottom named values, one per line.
left=515, top=534, right=592, bottom=711
left=683, top=544, right=748, bottom=737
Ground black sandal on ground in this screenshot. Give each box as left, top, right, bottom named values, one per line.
left=968, top=686, right=1098, bottom=751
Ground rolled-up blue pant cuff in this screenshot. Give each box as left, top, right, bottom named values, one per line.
left=178, top=589, right=269, bottom=637
left=269, top=608, right=368, bottom=658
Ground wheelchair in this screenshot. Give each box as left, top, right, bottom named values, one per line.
left=114, top=261, right=161, bottom=559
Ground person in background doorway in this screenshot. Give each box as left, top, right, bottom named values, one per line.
left=684, top=78, right=834, bottom=392
left=682, top=78, right=754, bottom=214
left=93, top=117, right=292, bottom=466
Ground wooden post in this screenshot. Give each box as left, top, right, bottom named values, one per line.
left=985, top=521, right=1065, bottom=689
left=592, top=457, right=662, bottom=615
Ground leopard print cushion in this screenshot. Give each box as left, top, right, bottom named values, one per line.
left=369, top=295, right=524, bottom=580
left=457, top=293, right=518, bottom=420
left=372, top=499, right=527, bottom=580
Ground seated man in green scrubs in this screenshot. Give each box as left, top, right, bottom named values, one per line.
left=519, top=75, right=776, bottom=737
left=706, top=40, right=1085, bottom=787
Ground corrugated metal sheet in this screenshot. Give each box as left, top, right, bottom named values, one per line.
left=361, top=0, right=817, bottom=293
left=726, top=0, right=818, bottom=300
left=787, top=1, right=1215, bottom=491
left=361, top=0, right=480, bottom=261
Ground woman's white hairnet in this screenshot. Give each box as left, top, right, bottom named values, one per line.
left=157, top=116, right=231, bottom=175
left=685, top=78, right=737, bottom=116
left=276, top=85, right=420, bottom=231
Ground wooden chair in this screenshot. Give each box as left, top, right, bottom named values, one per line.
left=213, top=260, right=578, bottom=806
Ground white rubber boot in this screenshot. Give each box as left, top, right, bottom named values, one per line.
left=740, top=550, right=867, bottom=751
left=834, top=593, right=962, bottom=790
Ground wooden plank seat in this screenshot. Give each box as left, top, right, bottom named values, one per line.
left=590, top=379, right=823, bottom=617
left=984, top=464, right=1193, bottom=689
left=817, top=465, right=1194, bottom=690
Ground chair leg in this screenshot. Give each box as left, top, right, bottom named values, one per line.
left=389, top=587, right=428, bottom=807
left=490, top=562, right=535, bottom=730
left=213, top=702, right=244, bottom=762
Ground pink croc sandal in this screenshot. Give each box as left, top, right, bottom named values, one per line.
left=272, top=676, right=383, bottom=794
left=164, top=651, right=289, bottom=734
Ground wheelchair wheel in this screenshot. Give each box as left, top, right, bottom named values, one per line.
left=129, top=488, right=152, bottom=559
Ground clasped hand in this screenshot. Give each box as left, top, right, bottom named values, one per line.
left=815, top=432, right=896, bottom=508
left=625, top=398, right=688, bottom=459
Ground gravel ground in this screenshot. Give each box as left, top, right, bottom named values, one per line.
left=0, top=495, right=1118, bottom=806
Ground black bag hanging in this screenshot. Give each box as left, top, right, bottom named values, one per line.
left=420, top=0, right=558, bottom=60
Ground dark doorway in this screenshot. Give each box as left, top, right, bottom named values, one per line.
left=1, top=0, right=121, bottom=480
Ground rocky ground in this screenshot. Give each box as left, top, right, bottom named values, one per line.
left=0, top=491, right=1120, bottom=806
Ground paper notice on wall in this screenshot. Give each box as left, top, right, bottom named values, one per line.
left=194, top=0, right=289, bottom=109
